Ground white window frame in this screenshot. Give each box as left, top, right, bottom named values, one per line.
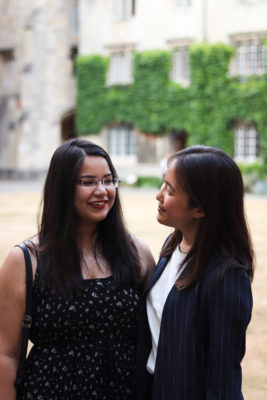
left=113, top=0, right=135, bottom=21
left=258, top=42, right=265, bottom=72
left=170, top=47, right=190, bottom=86
left=236, top=44, right=245, bottom=75
left=239, top=0, right=258, bottom=4
left=108, top=125, right=137, bottom=158
left=70, top=4, right=78, bottom=35
left=176, top=0, right=192, bottom=7
left=234, top=122, right=260, bottom=162
left=107, top=51, right=133, bottom=85
left=2, top=0, right=11, bottom=14
left=234, top=38, right=266, bottom=76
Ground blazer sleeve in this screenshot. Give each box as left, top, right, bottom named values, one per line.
left=206, top=267, right=253, bottom=399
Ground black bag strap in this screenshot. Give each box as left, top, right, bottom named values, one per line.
left=14, top=243, right=33, bottom=390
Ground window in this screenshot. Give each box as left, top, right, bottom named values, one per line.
left=171, top=47, right=190, bottom=86
left=2, top=0, right=11, bottom=14
left=233, top=38, right=266, bottom=76
left=234, top=122, right=260, bottom=162
left=0, top=50, right=15, bottom=88
left=239, top=0, right=258, bottom=4
left=107, top=51, right=133, bottom=85
left=177, top=0, right=192, bottom=6
left=108, top=125, right=136, bottom=157
left=70, top=6, right=78, bottom=35
left=70, top=46, right=78, bottom=75
left=113, top=0, right=135, bottom=21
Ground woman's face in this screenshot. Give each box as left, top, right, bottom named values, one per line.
left=74, top=155, right=117, bottom=227
left=156, top=162, right=203, bottom=234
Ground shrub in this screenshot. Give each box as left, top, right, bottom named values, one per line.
left=137, top=176, right=162, bottom=188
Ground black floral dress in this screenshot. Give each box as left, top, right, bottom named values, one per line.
left=19, top=264, right=141, bottom=399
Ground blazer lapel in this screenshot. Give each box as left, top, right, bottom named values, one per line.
left=144, top=256, right=168, bottom=294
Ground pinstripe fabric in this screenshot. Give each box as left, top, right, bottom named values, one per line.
left=136, top=253, right=253, bottom=400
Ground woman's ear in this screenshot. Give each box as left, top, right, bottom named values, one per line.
left=194, top=206, right=205, bottom=219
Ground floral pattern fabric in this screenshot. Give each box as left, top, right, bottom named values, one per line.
left=19, top=266, right=141, bottom=400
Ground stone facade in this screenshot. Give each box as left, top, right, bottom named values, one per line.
left=1, top=0, right=267, bottom=178
left=79, top=0, right=267, bottom=53
left=0, top=0, right=77, bottom=178
left=78, top=0, right=267, bottom=179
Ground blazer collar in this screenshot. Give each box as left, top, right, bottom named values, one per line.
left=144, top=256, right=169, bottom=294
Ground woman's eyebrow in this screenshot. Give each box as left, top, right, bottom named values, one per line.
left=165, top=180, right=175, bottom=192
left=79, top=173, right=112, bottom=178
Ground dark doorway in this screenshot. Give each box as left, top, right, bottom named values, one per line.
left=61, top=110, right=76, bottom=141
left=170, top=130, right=187, bottom=152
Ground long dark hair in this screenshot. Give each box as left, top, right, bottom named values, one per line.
left=160, top=145, right=254, bottom=289
left=37, top=139, right=140, bottom=296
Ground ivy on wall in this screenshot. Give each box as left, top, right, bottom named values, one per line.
left=76, top=55, right=109, bottom=133
left=75, top=44, right=267, bottom=171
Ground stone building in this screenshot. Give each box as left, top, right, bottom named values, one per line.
left=0, top=0, right=77, bottom=178
left=1, top=0, right=267, bottom=178
left=77, top=0, right=267, bottom=179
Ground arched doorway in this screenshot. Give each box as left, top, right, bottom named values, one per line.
left=170, top=130, right=187, bottom=152
left=61, top=110, right=76, bottom=141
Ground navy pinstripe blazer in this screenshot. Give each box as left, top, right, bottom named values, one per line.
left=136, top=251, right=253, bottom=400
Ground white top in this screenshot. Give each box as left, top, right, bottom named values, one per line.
left=146, top=245, right=186, bottom=374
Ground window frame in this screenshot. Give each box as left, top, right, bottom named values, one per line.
left=230, top=33, right=267, bottom=77
left=176, top=0, right=192, bottom=7
left=107, top=48, right=134, bottom=86
left=2, top=0, right=11, bottom=15
left=108, top=124, right=137, bottom=158
left=113, top=0, right=135, bottom=21
left=234, top=122, right=260, bottom=162
left=170, top=46, right=190, bottom=86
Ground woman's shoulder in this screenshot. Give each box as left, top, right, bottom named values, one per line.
left=202, top=253, right=252, bottom=295
left=132, top=236, right=156, bottom=287
left=0, top=246, right=27, bottom=304
left=0, top=237, right=39, bottom=285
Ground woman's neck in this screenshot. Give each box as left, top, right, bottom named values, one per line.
left=76, top=223, right=98, bottom=255
left=179, top=233, right=196, bottom=254
left=76, top=225, right=111, bottom=278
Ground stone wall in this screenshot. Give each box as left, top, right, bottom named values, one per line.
left=0, top=0, right=77, bottom=177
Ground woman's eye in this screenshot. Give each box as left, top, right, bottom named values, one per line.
left=83, top=180, right=94, bottom=186
left=103, top=179, right=113, bottom=186
left=164, top=183, right=172, bottom=194
left=166, top=187, right=174, bottom=195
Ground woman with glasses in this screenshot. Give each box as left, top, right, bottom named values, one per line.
left=137, top=145, right=254, bottom=400
left=0, top=138, right=155, bottom=399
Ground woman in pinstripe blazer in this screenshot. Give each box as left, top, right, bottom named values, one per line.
left=137, top=145, right=254, bottom=400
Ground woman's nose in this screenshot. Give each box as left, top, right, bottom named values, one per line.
left=156, top=184, right=164, bottom=202
left=93, top=181, right=108, bottom=193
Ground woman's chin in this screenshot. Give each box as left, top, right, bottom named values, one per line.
left=156, top=214, right=167, bottom=226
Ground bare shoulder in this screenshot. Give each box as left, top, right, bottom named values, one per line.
left=0, top=246, right=30, bottom=361
left=0, top=246, right=26, bottom=294
left=0, top=247, right=28, bottom=326
left=132, top=236, right=153, bottom=260
left=132, top=236, right=156, bottom=287
left=0, top=246, right=26, bottom=274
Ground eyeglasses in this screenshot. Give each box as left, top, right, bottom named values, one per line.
left=76, top=177, right=120, bottom=189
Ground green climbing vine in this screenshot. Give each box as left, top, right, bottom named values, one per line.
left=75, top=43, right=267, bottom=172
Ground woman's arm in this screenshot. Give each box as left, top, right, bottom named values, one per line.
left=132, top=236, right=156, bottom=289
left=206, top=267, right=253, bottom=399
left=0, top=247, right=29, bottom=399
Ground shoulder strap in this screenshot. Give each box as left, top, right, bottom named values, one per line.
left=14, top=243, right=33, bottom=390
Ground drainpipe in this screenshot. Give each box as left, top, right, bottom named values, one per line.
left=202, top=0, right=207, bottom=42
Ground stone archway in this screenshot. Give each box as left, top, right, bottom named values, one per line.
left=61, top=110, right=76, bottom=141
